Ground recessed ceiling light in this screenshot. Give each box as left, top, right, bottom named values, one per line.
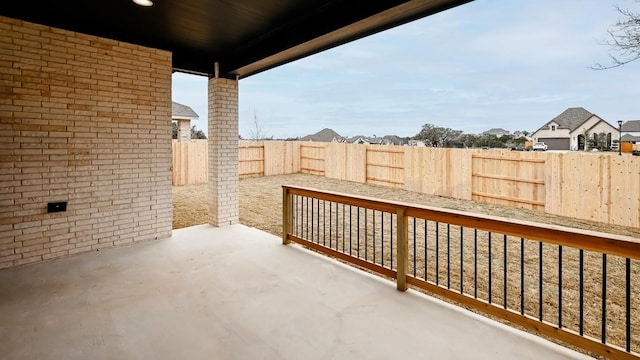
left=133, top=0, right=153, bottom=7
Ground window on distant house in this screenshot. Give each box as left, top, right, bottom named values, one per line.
left=551, top=125, right=556, bottom=131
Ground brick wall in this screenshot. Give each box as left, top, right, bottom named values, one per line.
left=0, top=17, right=173, bottom=269
left=208, top=77, right=239, bottom=226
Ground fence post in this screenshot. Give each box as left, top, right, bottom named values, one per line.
left=396, top=207, right=408, bottom=291
left=282, top=187, right=291, bottom=245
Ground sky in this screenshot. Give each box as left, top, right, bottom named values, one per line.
left=171, top=0, right=640, bottom=139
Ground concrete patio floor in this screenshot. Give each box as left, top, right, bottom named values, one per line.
left=0, top=224, right=591, bottom=360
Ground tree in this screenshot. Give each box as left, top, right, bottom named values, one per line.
left=171, top=122, right=178, bottom=139
left=248, top=109, right=268, bottom=140
left=191, top=125, right=206, bottom=139
left=593, top=1, right=640, bottom=69
left=413, top=124, right=462, bottom=147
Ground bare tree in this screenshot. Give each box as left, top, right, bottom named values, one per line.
left=593, top=1, right=640, bottom=69
left=248, top=109, right=268, bottom=140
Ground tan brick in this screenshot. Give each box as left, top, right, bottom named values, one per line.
left=1, top=16, right=172, bottom=267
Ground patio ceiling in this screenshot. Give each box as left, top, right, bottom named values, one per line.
left=0, top=0, right=471, bottom=78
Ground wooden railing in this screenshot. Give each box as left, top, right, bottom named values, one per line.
left=282, top=185, right=640, bottom=359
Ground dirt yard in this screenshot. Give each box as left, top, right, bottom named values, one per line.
left=173, top=173, right=640, bottom=238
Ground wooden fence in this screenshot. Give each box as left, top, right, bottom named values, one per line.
left=172, top=141, right=640, bottom=228
left=172, top=140, right=208, bottom=186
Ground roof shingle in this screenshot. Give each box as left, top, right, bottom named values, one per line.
left=172, top=101, right=199, bottom=119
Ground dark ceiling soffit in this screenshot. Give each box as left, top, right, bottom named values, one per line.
left=227, top=0, right=473, bottom=79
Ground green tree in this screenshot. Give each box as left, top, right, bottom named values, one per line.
left=191, top=125, right=207, bottom=139
left=414, top=124, right=462, bottom=147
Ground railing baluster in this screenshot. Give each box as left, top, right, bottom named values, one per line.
left=424, top=220, right=428, bottom=282
left=364, top=208, right=368, bottom=261
left=625, top=258, right=631, bottom=352
left=342, top=203, right=345, bottom=252
left=503, top=234, right=507, bottom=309
left=322, top=200, right=325, bottom=246
left=579, top=249, right=584, bottom=336
left=460, top=227, right=464, bottom=294
left=413, top=217, right=417, bottom=277
left=488, top=232, right=492, bottom=304
left=447, top=224, right=451, bottom=289
left=357, top=206, right=360, bottom=258
left=373, top=210, right=376, bottom=264
left=436, top=222, right=439, bottom=286
left=381, top=211, right=385, bottom=268
left=329, top=202, right=332, bottom=249
left=602, top=253, right=607, bottom=344
left=558, top=245, right=563, bottom=328
left=311, top=198, right=314, bottom=243
left=520, top=237, right=524, bottom=315
left=349, top=205, right=352, bottom=255
left=390, top=213, right=394, bottom=269
left=539, top=241, right=543, bottom=321
left=474, top=229, right=478, bottom=299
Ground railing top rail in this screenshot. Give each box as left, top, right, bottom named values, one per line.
left=283, top=185, right=640, bottom=260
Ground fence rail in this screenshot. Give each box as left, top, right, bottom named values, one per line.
left=282, top=185, right=640, bottom=359
left=172, top=141, right=640, bottom=228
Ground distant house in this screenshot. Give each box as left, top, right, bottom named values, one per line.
left=172, top=101, right=199, bottom=143
left=531, top=107, right=619, bottom=150
left=408, top=140, right=427, bottom=147
left=300, top=128, right=342, bottom=142
left=382, top=135, right=410, bottom=146
left=482, top=128, right=510, bottom=137
left=621, top=120, right=640, bottom=143
left=348, top=135, right=370, bottom=144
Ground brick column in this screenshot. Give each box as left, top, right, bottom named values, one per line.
left=208, top=77, right=239, bottom=226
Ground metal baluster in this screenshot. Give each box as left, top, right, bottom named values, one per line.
left=413, top=218, right=417, bottom=277
left=364, top=209, right=368, bottom=261
left=357, top=207, right=360, bottom=258
left=381, top=211, right=385, bottom=268
left=436, top=222, right=439, bottom=286
left=503, top=234, right=507, bottom=309
left=539, top=241, right=543, bottom=321
left=329, top=202, right=332, bottom=248
left=424, top=220, right=428, bottom=282
left=373, top=210, right=376, bottom=264
left=520, top=238, right=525, bottom=315
left=626, top=258, right=631, bottom=352
left=474, top=229, right=478, bottom=299
left=447, top=224, right=451, bottom=289
left=558, top=246, right=563, bottom=327
left=390, top=213, right=393, bottom=269
left=602, top=254, right=607, bottom=344
left=579, top=249, right=584, bottom=336
left=460, top=227, right=464, bottom=294
left=349, top=205, right=352, bottom=255
left=488, top=232, right=492, bottom=304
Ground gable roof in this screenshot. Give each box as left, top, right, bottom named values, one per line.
left=300, top=128, right=341, bottom=142
left=538, top=107, right=593, bottom=132
left=483, top=128, right=509, bottom=135
left=172, top=102, right=199, bottom=120
left=622, top=120, right=640, bottom=132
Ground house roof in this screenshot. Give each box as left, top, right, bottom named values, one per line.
left=537, top=107, right=594, bottom=132
left=172, top=102, right=199, bottom=120
left=622, top=120, right=640, bottom=132
left=300, top=128, right=341, bottom=142
left=621, top=134, right=640, bottom=142
left=483, top=128, right=509, bottom=135
left=0, top=1, right=470, bottom=77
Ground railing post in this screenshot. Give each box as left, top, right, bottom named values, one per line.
left=282, top=187, right=291, bottom=245
left=396, top=207, right=408, bottom=291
